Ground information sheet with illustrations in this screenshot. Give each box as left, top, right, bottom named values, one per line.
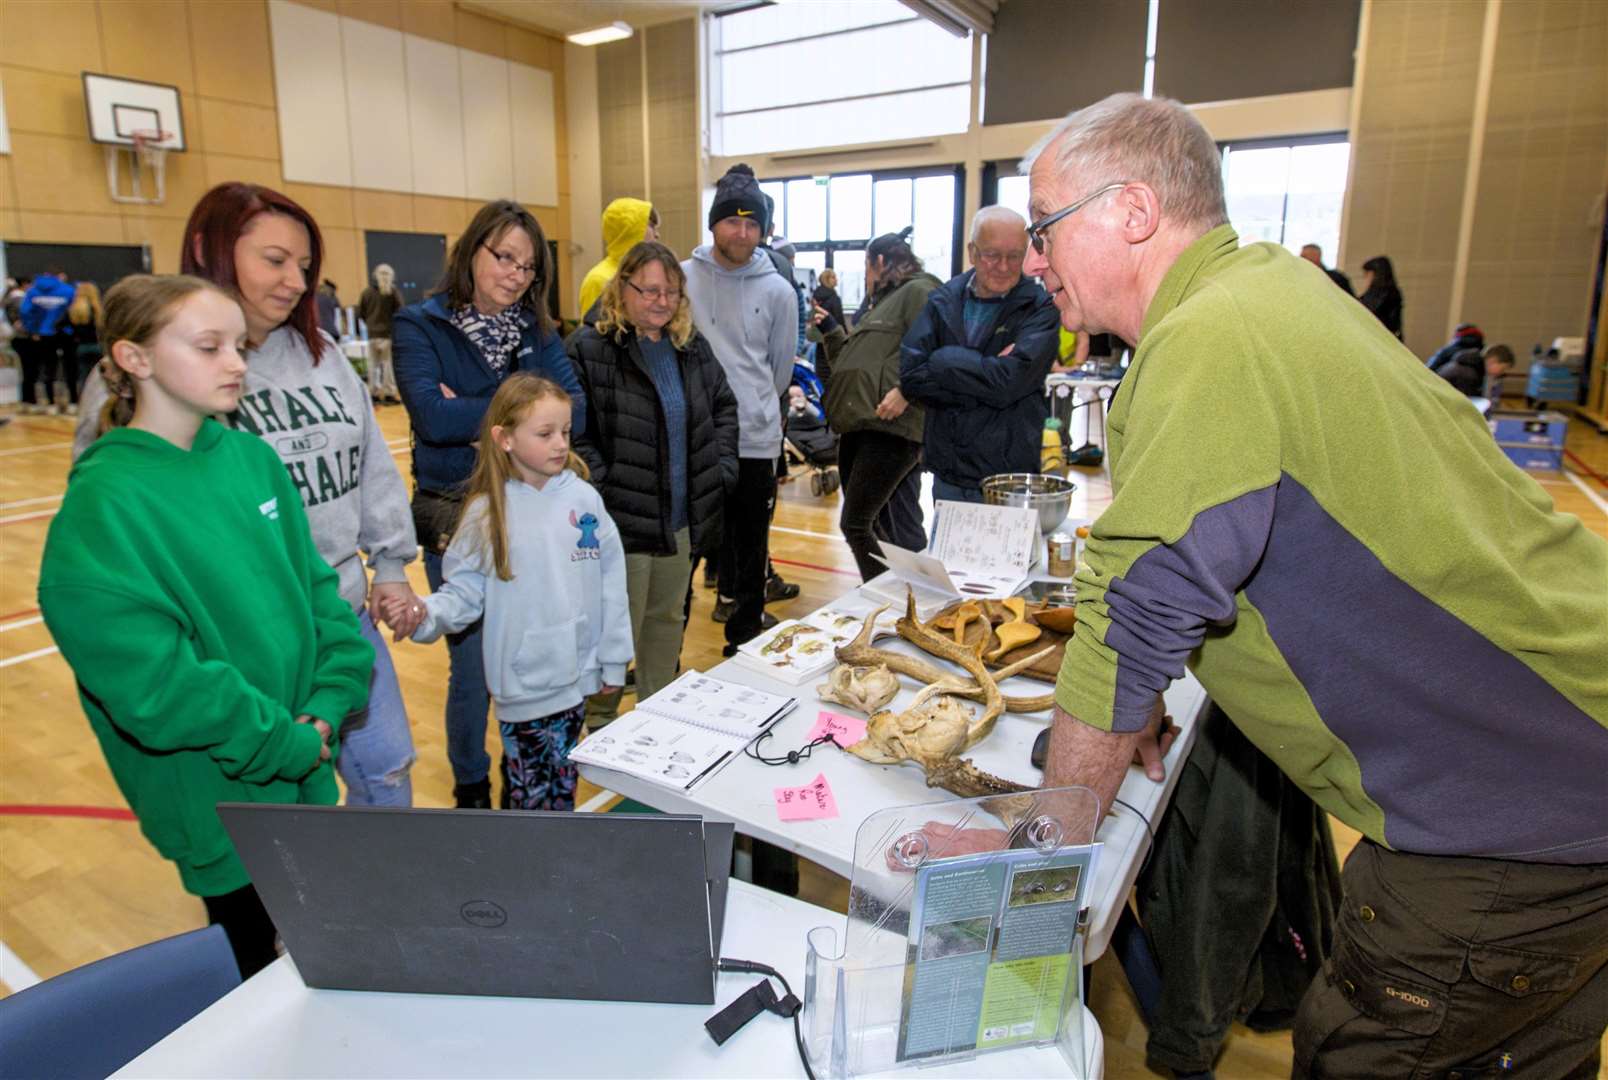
left=869, top=501, right=1040, bottom=603
left=567, top=671, right=796, bottom=791
left=895, top=843, right=1099, bottom=1063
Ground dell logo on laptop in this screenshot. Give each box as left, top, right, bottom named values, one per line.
left=460, top=901, right=507, bottom=928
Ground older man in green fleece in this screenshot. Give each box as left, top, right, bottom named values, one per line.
left=1018, top=92, right=1607, bottom=1079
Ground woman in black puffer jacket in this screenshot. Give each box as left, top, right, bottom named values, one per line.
left=569, top=241, right=739, bottom=723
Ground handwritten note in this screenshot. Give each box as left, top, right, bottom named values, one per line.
left=774, top=773, right=839, bottom=822
left=807, top=710, right=868, bottom=749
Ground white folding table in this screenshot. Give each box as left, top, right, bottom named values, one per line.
left=116, top=879, right=1104, bottom=1079
left=579, top=576, right=1209, bottom=964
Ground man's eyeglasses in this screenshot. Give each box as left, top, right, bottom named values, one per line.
left=973, top=248, right=1025, bottom=266
left=481, top=244, right=539, bottom=279
left=625, top=280, right=681, bottom=305
left=1025, top=182, right=1129, bottom=255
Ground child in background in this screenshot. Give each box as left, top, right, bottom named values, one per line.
left=38, top=275, right=374, bottom=977
left=385, top=374, right=631, bottom=811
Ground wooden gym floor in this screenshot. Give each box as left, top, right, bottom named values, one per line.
left=2, top=400, right=1605, bottom=1077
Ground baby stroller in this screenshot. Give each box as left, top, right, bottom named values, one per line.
left=783, top=348, right=840, bottom=496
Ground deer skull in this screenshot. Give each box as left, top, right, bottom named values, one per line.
left=841, top=592, right=1055, bottom=799
left=817, top=663, right=900, bottom=714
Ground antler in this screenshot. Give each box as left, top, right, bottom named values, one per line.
left=834, top=603, right=1055, bottom=714
left=891, top=591, right=1050, bottom=750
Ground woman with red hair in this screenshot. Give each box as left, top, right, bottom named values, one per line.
left=78, top=182, right=420, bottom=808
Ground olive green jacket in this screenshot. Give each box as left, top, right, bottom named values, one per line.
left=822, top=272, right=942, bottom=444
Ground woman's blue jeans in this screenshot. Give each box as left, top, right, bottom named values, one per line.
left=424, top=550, right=492, bottom=786
left=337, top=610, right=417, bottom=805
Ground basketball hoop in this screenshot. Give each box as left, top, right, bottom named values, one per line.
left=105, top=128, right=172, bottom=206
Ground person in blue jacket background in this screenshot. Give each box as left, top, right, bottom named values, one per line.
left=393, top=199, right=585, bottom=809
left=17, top=268, right=79, bottom=414
left=899, top=206, right=1060, bottom=503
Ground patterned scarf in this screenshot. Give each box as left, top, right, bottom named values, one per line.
left=451, top=304, right=525, bottom=376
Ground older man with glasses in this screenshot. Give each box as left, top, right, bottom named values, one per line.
left=898, top=205, right=1061, bottom=503
left=1020, top=93, right=1608, bottom=1078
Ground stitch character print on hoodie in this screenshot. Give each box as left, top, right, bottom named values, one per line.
left=571, top=509, right=601, bottom=556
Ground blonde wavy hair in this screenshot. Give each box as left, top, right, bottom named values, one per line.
left=458, top=373, right=589, bottom=582
left=595, top=241, right=693, bottom=349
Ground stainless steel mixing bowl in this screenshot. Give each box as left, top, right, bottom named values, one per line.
left=980, top=472, right=1076, bottom=534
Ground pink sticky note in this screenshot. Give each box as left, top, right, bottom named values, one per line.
left=807, top=710, right=868, bottom=749
left=774, top=773, right=840, bottom=822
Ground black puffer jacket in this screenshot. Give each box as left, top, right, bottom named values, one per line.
left=568, top=317, right=739, bottom=557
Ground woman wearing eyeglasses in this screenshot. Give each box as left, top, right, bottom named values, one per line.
left=568, top=242, right=739, bottom=725
left=393, top=199, right=586, bottom=809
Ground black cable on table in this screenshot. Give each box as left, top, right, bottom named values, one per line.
left=713, top=958, right=815, bottom=1080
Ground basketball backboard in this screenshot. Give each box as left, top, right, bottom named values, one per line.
left=82, top=72, right=186, bottom=151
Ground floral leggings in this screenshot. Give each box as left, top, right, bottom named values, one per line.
left=499, top=703, right=586, bottom=811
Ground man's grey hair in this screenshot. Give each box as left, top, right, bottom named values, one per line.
left=1021, top=93, right=1228, bottom=232
left=968, top=205, right=1027, bottom=246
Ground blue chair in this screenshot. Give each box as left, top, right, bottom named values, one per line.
left=0, top=925, right=240, bottom=1079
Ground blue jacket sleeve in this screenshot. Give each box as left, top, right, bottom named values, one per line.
left=393, top=313, right=494, bottom=445
left=528, top=330, right=588, bottom=439
left=904, top=299, right=1061, bottom=410
left=898, top=293, right=953, bottom=404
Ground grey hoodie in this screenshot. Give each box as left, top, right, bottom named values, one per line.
left=77, top=328, right=416, bottom=611
left=681, top=246, right=799, bottom=459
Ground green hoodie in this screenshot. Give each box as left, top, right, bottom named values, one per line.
left=578, top=197, right=655, bottom=316
left=38, top=420, right=374, bottom=896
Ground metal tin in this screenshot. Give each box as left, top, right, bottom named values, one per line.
left=1047, top=532, right=1075, bottom=577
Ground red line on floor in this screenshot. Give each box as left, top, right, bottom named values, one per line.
left=0, top=804, right=136, bottom=822
left=1563, top=449, right=1607, bottom=487
left=0, top=607, right=41, bottom=623
left=771, top=557, right=860, bottom=579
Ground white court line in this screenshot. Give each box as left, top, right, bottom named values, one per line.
left=575, top=788, right=620, bottom=814
left=1564, top=468, right=1608, bottom=517
left=0, top=940, right=42, bottom=993
left=771, top=524, right=845, bottom=544
left=0, top=441, right=72, bottom=458
left=0, top=494, right=64, bottom=511
left=0, top=616, right=43, bottom=634
left=0, top=509, right=57, bottom=526
left=0, top=646, right=58, bottom=668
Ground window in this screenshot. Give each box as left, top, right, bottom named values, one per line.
left=710, top=1, right=972, bottom=156
left=995, top=174, right=1031, bottom=222
left=1222, top=138, right=1350, bottom=261
left=763, top=167, right=961, bottom=312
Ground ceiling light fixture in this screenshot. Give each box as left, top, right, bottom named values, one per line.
left=567, top=21, right=634, bottom=46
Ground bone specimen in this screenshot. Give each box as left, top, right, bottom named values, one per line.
left=831, top=606, right=1056, bottom=714
left=842, top=591, right=1055, bottom=798
left=1032, top=606, right=1078, bottom=634
left=817, top=663, right=901, bottom=714
left=984, top=597, right=1042, bottom=661
left=950, top=601, right=982, bottom=645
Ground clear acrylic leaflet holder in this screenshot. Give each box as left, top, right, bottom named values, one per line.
left=802, top=786, right=1101, bottom=1078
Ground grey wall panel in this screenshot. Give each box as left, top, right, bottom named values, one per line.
left=1154, top=0, right=1360, bottom=105
left=983, top=0, right=1148, bottom=126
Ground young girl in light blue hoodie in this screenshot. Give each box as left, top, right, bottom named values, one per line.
left=385, top=374, right=632, bottom=810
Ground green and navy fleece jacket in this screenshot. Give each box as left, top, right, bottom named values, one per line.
left=39, top=421, right=374, bottom=896
left=1056, top=226, right=1608, bottom=865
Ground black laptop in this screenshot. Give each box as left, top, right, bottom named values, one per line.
left=217, top=804, right=734, bottom=1005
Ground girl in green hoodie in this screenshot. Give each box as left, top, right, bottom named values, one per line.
left=38, top=276, right=374, bottom=977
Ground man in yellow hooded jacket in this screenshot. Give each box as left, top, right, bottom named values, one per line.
left=578, top=198, right=659, bottom=316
